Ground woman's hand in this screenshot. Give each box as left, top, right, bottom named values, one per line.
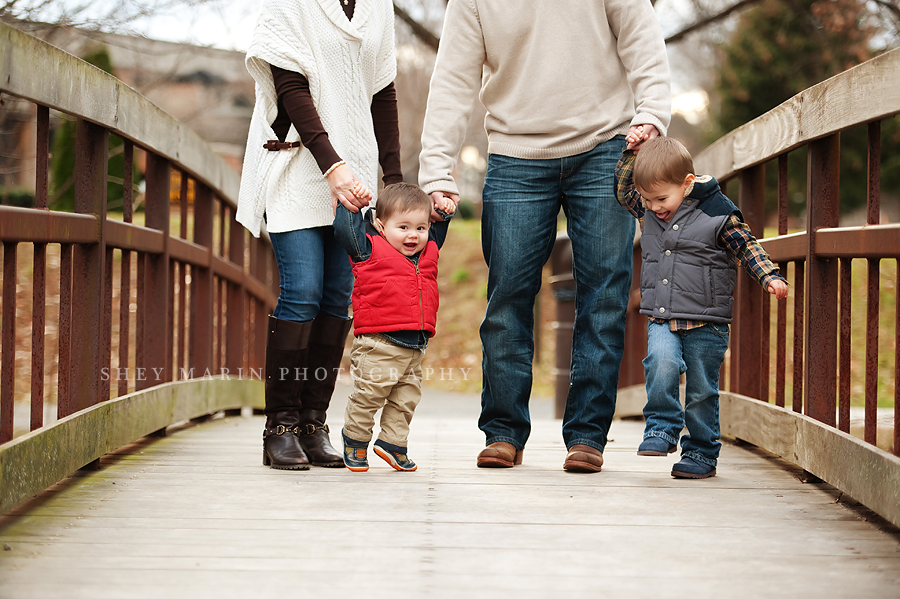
left=327, top=163, right=372, bottom=214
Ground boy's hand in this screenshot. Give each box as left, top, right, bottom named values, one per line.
left=768, top=279, right=789, bottom=300
left=429, top=191, right=459, bottom=221
left=625, top=124, right=660, bottom=151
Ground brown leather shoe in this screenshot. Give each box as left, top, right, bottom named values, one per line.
left=563, top=444, right=604, bottom=473
left=476, top=442, right=523, bottom=468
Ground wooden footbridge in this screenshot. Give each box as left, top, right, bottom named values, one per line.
left=1, top=22, right=900, bottom=598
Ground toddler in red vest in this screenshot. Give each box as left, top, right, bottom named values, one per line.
left=333, top=182, right=455, bottom=471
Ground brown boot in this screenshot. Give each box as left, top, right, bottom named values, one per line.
left=476, top=442, right=523, bottom=468
left=262, top=315, right=312, bottom=470
left=563, top=444, right=604, bottom=473
left=263, top=411, right=309, bottom=470
left=298, top=408, right=344, bottom=467
left=298, top=315, right=352, bottom=467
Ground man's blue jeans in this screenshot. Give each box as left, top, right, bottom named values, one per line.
left=642, top=321, right=730, bottom=467
left=478, top=136, right=634, bottom=452
left=269, top=226, right=353, bottom=322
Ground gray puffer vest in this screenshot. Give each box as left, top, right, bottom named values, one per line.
left=639, top=176, right=742, bottom=323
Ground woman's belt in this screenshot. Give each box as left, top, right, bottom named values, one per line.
left=263, top=140, right=303, bottom=151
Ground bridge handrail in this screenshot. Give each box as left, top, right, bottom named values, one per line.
left=0, top=21, right=240, bottom=204
left=0, top=22, right=274, bottom=514
left=695, top=46, right=900, bottom=181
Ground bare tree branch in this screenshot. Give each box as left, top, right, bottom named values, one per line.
left=665, top=0, right=765, bottom=44
left=393, top=1, right=440, bottom=51
left=872, top=0, right=900, bottom=21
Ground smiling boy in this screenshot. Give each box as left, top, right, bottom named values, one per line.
left=615, top=135, right=787, bottom=478
left=333, top=182, right=455, bottom=472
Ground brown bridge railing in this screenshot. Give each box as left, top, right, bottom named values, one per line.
left=553, top=47, right=900, bottom=527
left=0, top=23, right=276, bottom=513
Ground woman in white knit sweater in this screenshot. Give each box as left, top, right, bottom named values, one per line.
left=237, top=0, right=402, bottom=470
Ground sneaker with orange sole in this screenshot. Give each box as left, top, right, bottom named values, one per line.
left=373, top=439, right=417, bottom=471
left=341, top=429, right=369, bottom=472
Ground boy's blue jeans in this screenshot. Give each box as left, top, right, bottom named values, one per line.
left=642, top=321, right=730, bottom=467
left=269, top=226, right=353, bottom=322
left=478, top=137, right=635, bottom=452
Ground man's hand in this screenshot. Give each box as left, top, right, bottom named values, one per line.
left=429, top=191, right=460, bottom=221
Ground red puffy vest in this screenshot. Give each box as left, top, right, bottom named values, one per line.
left=351, top=233, right=440, bottom=336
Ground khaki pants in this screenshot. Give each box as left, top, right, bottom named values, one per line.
left=343, top=333, right=424, bottom=448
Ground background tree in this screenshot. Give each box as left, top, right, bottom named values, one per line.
left=49, top=46, right=139, bottom=212
left=710, top=0, right=900, bottom=218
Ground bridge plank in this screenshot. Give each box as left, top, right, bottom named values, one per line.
left=1, top=385, right=898, bottom=598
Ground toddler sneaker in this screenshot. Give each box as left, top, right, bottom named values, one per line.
left=637, top=436, right=677, bottom=456
left=671, top=456, right=716, bottom=479
left=373, top=439, right=417, bottom=472
left=341, top=429, right=369, bottom=472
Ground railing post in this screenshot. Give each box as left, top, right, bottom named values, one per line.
left=733, top=164, right=766, bottom=399
left=250, top=235, right=266, bottom=372
left=549, top=233, right=575, bottom=419
left=32, top=105, right=49, bottom=428
left=1, top=242, right=15, bottom=442
left=804, top=134, right=840, bottom=425
left=226, top=210, right=245, bottom=376
left=69, top=118, right=108, bottom=413
left=619, top=243, right=646, bottom=388
left=190, top=184, right=215, bottom=376
left=139, top=154, right=170, bottom=389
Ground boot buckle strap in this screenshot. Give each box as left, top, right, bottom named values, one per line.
left=264, top=424, right=299, bottom=438
left=302, top=423, right=329, bottom=435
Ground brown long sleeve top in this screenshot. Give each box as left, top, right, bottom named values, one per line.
left=268, top=0, right=402, bottom=186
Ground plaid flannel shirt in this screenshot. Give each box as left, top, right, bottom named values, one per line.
left=615, top=151, right=786, bottom=332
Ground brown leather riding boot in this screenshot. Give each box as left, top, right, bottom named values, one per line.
left=262, top=315, right=313, bottom=470
left=263, top=410, right=309, bottom=470
left=297, top=314, right=352, bottom=467
left=298, top=408, right=343, bottom=467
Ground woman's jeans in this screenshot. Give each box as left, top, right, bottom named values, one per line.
left=642, top=321, right=730, bottom=467
left=269, top=226, right=353, bottom=322
left=478, top=136, right=634, bottom=452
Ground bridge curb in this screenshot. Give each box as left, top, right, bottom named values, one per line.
left=0, top=377, right=263, bottom=515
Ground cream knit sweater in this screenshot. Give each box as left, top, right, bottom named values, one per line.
left=237, top=0, right=397, bottom=237
left=419, top=0, right=671, bottom=196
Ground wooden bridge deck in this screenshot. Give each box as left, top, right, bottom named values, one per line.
left=1, top=384, right=899, bottom=599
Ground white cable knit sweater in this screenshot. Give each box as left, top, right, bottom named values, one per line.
left=237, top=0, right=397, bottom=237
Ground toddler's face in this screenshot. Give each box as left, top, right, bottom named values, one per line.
left=637, top=174, right=695, bottom=223
left=377, top=209, right=431, bottom=256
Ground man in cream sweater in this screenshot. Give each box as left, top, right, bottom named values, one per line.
left=419, top=0, right=671, bottom=472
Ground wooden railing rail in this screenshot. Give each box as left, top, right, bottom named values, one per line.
left=0, top=23, right=275, bottom=513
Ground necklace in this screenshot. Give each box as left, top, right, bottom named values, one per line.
left=343, top=0, right=348, bottom=4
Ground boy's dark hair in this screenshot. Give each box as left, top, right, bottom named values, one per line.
left=375, top=182, right=432, bottom=221
left=633, top=137, right=694, bottom=190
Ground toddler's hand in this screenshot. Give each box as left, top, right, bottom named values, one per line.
left=625, top=124, right=660, bottom=151
left=626, top=125, right=645, bottom=150
left=429, top=191, right=459, bottom=221
left=437, top=195, right=456, bottom=215
left=352, top=181, right=372, bottom=202
left=768, top=279, right=789, bottom=300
